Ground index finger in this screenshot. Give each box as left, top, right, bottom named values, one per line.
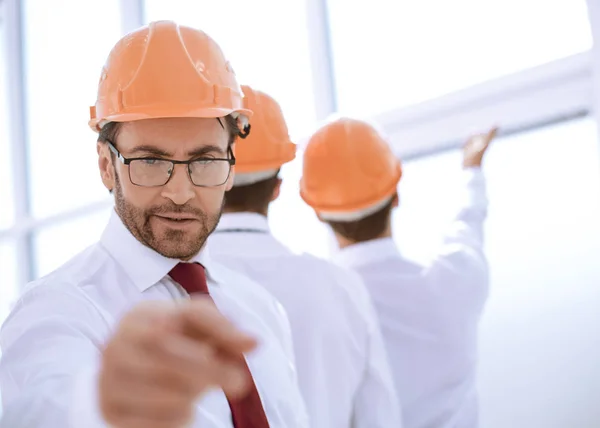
left=175, top=297, right=258, bottom=355
left=485, top=126, right=499, bottom=142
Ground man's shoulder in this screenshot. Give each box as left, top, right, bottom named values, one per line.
left=213, top=246, right=367, bottom=303
left=28, top=243, right=108, bottom=289
left=208, top=258, right=290, bottom=343
left=259, top=251, right=376, bottom=321
left=293, top=252, right=370, bottom=295
left=8, top=243, right=112, bottom=318
left=209, top=258, right=282, bottom=309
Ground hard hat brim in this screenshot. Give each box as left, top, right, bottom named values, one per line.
left=89, top=105, right=253, bottom=133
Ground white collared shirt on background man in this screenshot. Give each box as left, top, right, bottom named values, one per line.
left=333, top=168, right=490, bottom=428
left=209, top=212, right=402, bottom=428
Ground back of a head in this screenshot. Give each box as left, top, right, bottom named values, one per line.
left=225, top=85, right=296, bottom=213
left=299, top=117, right=402, bottom=242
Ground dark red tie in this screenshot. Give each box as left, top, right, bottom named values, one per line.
left=169, top=262, right=271, bottom=428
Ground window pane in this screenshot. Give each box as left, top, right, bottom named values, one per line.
left=0, top=240, right=18, bottom=324
left=0, top=19, right=14, bottom=229
left=327, top=0, right=593, bottom=117
left=33, top=208, right=112, bottom=278
left=144, top=0, right=317, bottom=139
left=394, top=117, right=600, bottom=427
left=23, top=0, right=121, bottom=218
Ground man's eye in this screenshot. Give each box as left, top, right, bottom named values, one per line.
left=195, top=159, right=215, bottom=165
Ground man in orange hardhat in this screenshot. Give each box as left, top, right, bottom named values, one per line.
left=209, top=85, right=402, bottom=427
left=0, top=21, right=309, bottom=428
left=300, top=117, right=496, bottom=428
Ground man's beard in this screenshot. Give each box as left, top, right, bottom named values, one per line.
left=113, top=173, right=224, bottom=260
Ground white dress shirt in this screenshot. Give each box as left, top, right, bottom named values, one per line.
left=208, top=212, right=402, bottom=428
left=332, top=168, right=490, bottom=428
left=0, top=211, right=309, bottom=428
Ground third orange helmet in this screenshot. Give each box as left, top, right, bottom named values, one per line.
left=300, top=118, right=402, bottom=219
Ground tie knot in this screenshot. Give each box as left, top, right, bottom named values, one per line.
left=169, top=262, right=209, bottom=295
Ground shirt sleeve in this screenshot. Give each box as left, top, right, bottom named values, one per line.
left=443, top=167, right=488, bottom=249
left=0, top=283, right=111, bottom=428
left=427, top=167, right=490, bottom=313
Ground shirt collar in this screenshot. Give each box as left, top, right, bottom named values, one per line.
left=100, top=210, right=225, bottom=292
left=216, top=212, right=270, bottom=233
left=332, top=237, right=400, bottom=269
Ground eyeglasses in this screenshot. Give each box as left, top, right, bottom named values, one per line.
left=107, top=141, right=236, bottom=187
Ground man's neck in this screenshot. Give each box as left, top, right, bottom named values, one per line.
left=335, top=229, right=392, bottom=249
left=223, top=207, right=268, bottom=217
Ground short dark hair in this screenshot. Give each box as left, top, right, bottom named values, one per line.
left=98, top=121, right=122, bottom=145
left=97, top=115, right=240, bottom=146
left=326, top=197, right=395, bottom=243
left=224, top=174, right=280, bottom=215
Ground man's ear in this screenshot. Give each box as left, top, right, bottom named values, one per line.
left=97, top=142, right=116, bottom=192
left=225, top=143, right=236, bottom=191
left=392, top=192, right=399, bottom=208
left=270, top=178, right=283, bottom=202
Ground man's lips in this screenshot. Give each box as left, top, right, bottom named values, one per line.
left=155, top=213, right=198, bottom=220
left=153, top=214, right=199, bottom=223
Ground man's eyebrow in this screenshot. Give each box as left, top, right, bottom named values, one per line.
left=128, top=144, right=227, bottom=158
left=187, top=145, right=227, bottom=157
left=129, top=145, right=172, bottom=157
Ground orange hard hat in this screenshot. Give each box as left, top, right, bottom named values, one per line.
left=300, top=117, right=402, bottom=220
left=89, top=20, right=252, bottom=132
left=232, top=85, right=296, bottom=186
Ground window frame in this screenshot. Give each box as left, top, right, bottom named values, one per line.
left=1, top=0, right=600, bottom=292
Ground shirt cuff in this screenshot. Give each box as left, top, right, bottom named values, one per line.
left=461, top=167, right=487, bottom=210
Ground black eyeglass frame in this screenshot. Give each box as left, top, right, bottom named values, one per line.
left=106, top=140, right=236, bottom=188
